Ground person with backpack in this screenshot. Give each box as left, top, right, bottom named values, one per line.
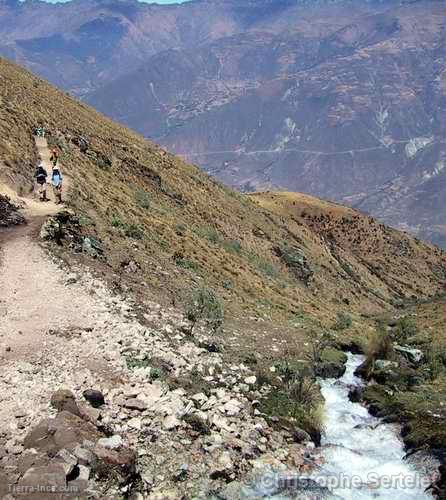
left=35, top=162, right=48, bottom=201
left=51, top=164, right=63, bottom=204
left=50, top=148, right=59, bottom=167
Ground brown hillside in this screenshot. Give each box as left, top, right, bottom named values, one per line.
left=0, top=57, right=445, bottom=327
left=249, top=191, right=446, bottom=304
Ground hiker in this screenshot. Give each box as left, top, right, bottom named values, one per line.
left=49, top=148, right=59, bottom=167
left=51, top=164, right=63, bottom=204
left=35, top=162, right=48, bottom=201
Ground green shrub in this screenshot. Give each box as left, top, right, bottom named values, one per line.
left=184, top=414, right=210, bottom=435
left=260, top=371, right=324, bottom=442
left=111, top=214, right=144, bottom=239
left=426, top=343, right=446, bottom=380
left=175, top=256, right=200, bottom=272
left=394, top=316, right=418, bottom=343
left=333, top=312, right=353, bottom=331
left=79, top=215, right=94, bottom=227
left=123, top=223, right=144, bottom=239
left=150, top=367, right=164, bottom=381
left=222, top=279, right=233, bottom=290
left=186, top=287, right=224, bottom=334
left=111, top=214, right=123, bottom=228
left=247, top=252, right=279, bottom=278
left=126, top=355, right=151, bottom=370
left=196, top=226, right=220, bottom=244
left=222, top=239, right=242, bottom=254
left=135, top=189, right=151, bottom=209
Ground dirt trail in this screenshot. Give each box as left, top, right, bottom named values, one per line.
left=0, top=136, right=70, bottom=218
left=0, top=135, right=117, bottom=428
left=0, top=135, right=79, bottom=354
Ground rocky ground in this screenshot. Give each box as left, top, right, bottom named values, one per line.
left=0, top=216, right=322, bottom=499
left=0, top=196, right=25, bottom=227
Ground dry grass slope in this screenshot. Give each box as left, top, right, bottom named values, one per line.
left=0, top=57, right=445, bottom=327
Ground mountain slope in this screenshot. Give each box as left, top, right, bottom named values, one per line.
left=1, top=57, right=445, bottom=329
left=88, top=0, right=446, bottom=247
left=1, top=0, right=445, bottom=248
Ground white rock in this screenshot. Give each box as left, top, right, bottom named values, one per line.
left=224, top=399, right=242, bottom=416
left=128, top=417, right=142, bottom=430
left=212, top=414, right=232, bottom=432
left=78, top=465, right=90, bottom=481
left=163, top=415, right=180, bottom=430
left=97, top=435, right=123, bottom=450
left=244, top=376, right=257, bottom=385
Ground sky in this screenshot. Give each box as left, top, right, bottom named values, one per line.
left=41, top=0, right=189, bottom=3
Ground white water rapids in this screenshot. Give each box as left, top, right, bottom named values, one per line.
left=246, top=353, right=433, bottom=499
left=316, top=353, right=433, bottom=499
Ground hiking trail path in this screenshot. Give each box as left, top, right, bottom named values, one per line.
left=0, top=135, right=150, bottom=440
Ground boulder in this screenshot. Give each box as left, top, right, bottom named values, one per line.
left=40, top=218, right=62, bottom=242
left=374, top=359, right=398, bottom=370
left=348, top=385, right=364, bottom=403
left=315, top=361, right=346, bottom=379
left=123, top=398, right=148, bottom=411
left=163, top=415, right=180, bottom=430
left=93, top=444, right=136, bottom=480
left=97, top=436, right=123, bottom=451
left=394, top=345, right=424, bottom=364
left=292, top=428, right=312, bottom=444
left=24, top=412, right=102, bottom=455
left=50, top=390, right=81, bottom=416
left=83, top=389, right=105, bottom=408
left=17, top=464, right=67, bottom=500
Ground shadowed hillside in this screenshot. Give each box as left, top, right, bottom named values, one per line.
left=1, top=57, right=445, bottom=328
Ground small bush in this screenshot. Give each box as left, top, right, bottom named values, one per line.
left=248, top=252, right=279, bottom=278
left=196, top=226, right=220, bottom=244
left=367, top=327, right=394, bottom=362
left=255, top=368, right=274, bottom=388
left=79, top=215, right=94, bottom=227
left=222, top=239, right=242, bottom=254
left=175, top=256, right=200, bottom=272
left=135, top=189, right=151, bottom=209
left=111, top=215, right=144, bottom=239
left=111, top=214, right=123, bottom=228
left=426, top=343, right=446, bottom=380
left=393, top=316, right=418, bottom=343
left=333, top=312, right=353, bottom=331
left=175, top=223, right=187, bottom=236
left=126, top=355, right=151, bottom=370
left=150, top=367, right=164, bottom=381
left=186, top=287, right=224, bottom=334
left=123, top=223, right=144, bottom=239
left=260, top=370, right=324, bottom=443
left=305, top=331, right=333, bottom=370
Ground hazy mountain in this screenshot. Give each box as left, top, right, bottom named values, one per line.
left=1, top=0, right=445, bottom=246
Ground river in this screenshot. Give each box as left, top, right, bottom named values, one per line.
left=247, top=353, right=433, bottom=499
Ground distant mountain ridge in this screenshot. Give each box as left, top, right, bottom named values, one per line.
left=1, top=0, right=445, bottom=247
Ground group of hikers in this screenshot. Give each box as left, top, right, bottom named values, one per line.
left=34, top=147, right=64, bottom=204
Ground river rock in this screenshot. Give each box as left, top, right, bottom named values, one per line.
left=315, top=361, right=346, bottom=379
left=374, top=359, right=398, bottom=370
left=394, top=345, right=424, bottom=364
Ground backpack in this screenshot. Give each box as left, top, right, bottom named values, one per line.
left=36, top=166, right=47, bottom=184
